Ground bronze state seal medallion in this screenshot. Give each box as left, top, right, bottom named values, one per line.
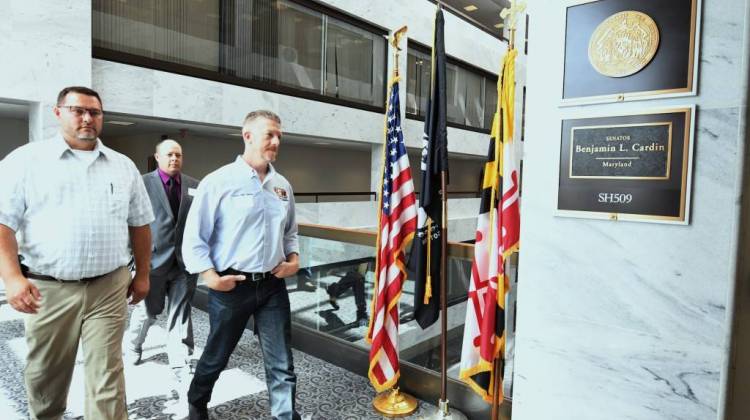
left=588, top=11, right=660, bottom=78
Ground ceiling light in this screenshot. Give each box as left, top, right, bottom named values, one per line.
left=228, top=133, right=243, bottom=137
left=105, top=120, right=135, bottom=126
left=315, top=142, right=331, bottom=145
left=464, top=5, right=478, bottom=12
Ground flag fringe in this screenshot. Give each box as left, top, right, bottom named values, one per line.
left=368, top=352, right=402, bottom=393
left=367, top=76, right=402, bottom=342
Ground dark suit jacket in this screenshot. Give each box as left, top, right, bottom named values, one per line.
left=143, top=170, right=199, bottom=276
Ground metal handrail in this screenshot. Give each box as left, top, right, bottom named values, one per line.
left=295, top=192, right=376, bottom=203
left=298, top=222, right=474, bottom=260
left=295, top=191, right=480, bottom=203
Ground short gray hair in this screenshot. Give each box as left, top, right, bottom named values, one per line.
left=242, top=110, right=281, bottom=127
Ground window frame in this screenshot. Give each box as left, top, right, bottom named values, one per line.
left=92, top=0, right=389, bottom=114
left=405, top=40, right=499, bottom=134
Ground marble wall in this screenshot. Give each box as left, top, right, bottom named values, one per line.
left=512, top=1, right=749, bottom=419
left=0, top=0, right=93, bottom=142
left=93, top=59, right=492, bottom=158
left=0, top=0, right=92, bottom=104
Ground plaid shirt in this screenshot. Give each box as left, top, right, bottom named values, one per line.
left=0, top=135, right=154, bottom=280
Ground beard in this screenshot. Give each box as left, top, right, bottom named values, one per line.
left=77, top=128, right=98, bottom=141
left=263, top=149, right=278, bottom=162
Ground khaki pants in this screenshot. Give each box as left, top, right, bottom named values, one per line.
left=24, top=266, right=130, bottom=420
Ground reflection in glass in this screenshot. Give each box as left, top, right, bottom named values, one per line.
left=446, top=63, right=462, bottom=124
left=464, top=70, right=484, bottom=127
left=285, top=234, right=472, bottom=380
left=406, top=47, right=497, bottom=130
left=92, top=0, right=221, bottom=71
left=285, top=236, right=376, bottom=347
left=484, top=77, right=498, bottom=129
left=223, top=0, right=323, bottom=93
left=325, top=17, right=385, bottom=106
left=446, top=63, right=484, bottom=127
left=406, top=49, right=431, bottom=116
left=398, top=254, right=471, bottom=380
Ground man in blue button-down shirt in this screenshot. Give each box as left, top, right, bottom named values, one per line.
left=182, top=110, right=301, bottom=420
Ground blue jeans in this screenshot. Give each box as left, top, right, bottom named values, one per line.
left=187, top=276, right=300, bottom=420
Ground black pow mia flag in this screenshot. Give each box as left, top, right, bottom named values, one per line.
left=409, top=6, right=449, bottom=330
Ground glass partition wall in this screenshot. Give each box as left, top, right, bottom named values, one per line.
left=286, top=234, right=472, bottom=365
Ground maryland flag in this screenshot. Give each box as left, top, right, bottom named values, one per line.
left=458, top=48, right=520, bottom=403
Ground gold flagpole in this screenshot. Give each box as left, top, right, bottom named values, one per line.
left=371, top=25, right=419, bottom=418
left=491, top=3, right=525, bottom=420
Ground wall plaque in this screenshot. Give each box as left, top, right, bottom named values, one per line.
left=557, top=107, right=694, bottom=224
left=562, top=0, right=700, bottom=104
left=569, top=122, right=671, bottom=179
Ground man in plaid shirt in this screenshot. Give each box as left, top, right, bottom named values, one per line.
left=0, top=86, right=154, bottom=420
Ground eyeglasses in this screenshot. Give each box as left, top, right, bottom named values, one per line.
left=59, top=106, right=104, bottom=118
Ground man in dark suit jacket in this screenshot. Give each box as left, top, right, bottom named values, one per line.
left=125, top=139, right=199, bottom=381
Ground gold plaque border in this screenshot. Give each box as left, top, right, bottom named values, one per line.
left=556, top=106, right=694, bottom=224
left=560, top=0, right=700, bottom=106
left=569, top=122, right=673, bottom=180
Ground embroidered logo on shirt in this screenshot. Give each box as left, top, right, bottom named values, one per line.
left=274, top=187, right=289, bottom=201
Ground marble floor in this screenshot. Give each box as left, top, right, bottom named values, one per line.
left=0, top=289, right=435, bottom=420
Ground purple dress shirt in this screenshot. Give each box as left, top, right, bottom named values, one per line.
left=158, top=168, right=182, bottom=202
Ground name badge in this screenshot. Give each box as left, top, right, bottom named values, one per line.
left=188, top=188, right=197, bottom=197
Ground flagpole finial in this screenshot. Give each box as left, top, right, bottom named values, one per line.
left=500, top=0, right=526, bottom=48
left=390, top=26, right=408, bottom=51
left=391, top=26, right=408, bottom=78
left=500, top=0, right=526, bottom=29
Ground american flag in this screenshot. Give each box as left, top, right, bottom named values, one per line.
left=366, top=79, right=417, bottom=392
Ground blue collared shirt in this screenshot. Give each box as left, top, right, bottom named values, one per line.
left=182, top=156, right=299, bottom=274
